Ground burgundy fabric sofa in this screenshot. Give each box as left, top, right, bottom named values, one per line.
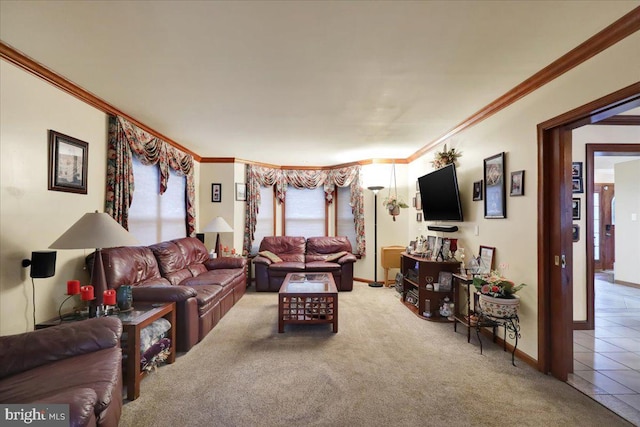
left=253, top=236, right=356, bottom=292
left=0, top=317, right=123, bottom=427
left=96, top=237, right=247, bottom=353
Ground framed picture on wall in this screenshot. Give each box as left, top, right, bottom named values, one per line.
left=572, top=162, right=583, bottom=178
left=572, top=198, right=581, bottom=220
left=235, top=183, right=246, bottom=201
left=484, top=152, right=506, bottom=218
left=211, top=183, right=222, bottom=203
left=572, top=178, right=583, bottom=194
left=510, top=170, right=525, bottom=196
left=48, top=130, right=88, bottom=194
left=572, top=224, right=580, bottom=242
left=416, top=192, right=422, bottom=211
left=473, top=180, right=483, bottom=201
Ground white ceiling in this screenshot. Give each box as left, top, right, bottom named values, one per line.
left=1, top=1, right=637, bottom=166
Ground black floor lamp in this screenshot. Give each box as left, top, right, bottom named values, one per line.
left=367, top=186, right=384, bottom=287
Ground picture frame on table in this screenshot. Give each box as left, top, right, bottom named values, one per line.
left=211, top=183, right=222, bottom=203
left=438, top=271, right=453, bottom=292
left=483, top=152, right=506, bottom=218
left=473, top=180, right=483, bottom=201
left=235, top=183, right=247, bottom=201
left=572, top=198, right=581, bottom=220
left=478, top=245, right=495, bottom=275
left=572, top=178, right=583, bottom=194
left=510, top=170, right=525, bottom=196
left=48, top=130, right=88, bottom=194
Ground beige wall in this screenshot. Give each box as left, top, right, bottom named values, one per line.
left=615, top=159, right=640, bottom=285
left=405, top=31, right=640, bottom=359
left=0, top=60, right=109, bottom=335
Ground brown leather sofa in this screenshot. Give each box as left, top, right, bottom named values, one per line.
left=253, top=236, right=356, bottom=292
left=0, top=317, right=123, bottom=427
left=97, top=237, right=247, bottom=353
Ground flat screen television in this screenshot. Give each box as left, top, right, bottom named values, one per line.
left=418, top=163, right=464, bottom=223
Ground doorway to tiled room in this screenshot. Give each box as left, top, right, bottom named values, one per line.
left=570, top=273, right=640, bottom=425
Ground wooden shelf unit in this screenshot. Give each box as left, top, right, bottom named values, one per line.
left=400, top=252, right=460, bottom=321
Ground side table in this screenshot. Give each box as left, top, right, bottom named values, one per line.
left=36, top=302, right=176, bottom=400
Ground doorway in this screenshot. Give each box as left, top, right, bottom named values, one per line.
left=537, top=82, right=640, bottom=381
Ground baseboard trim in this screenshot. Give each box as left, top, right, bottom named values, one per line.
left=614, top=279, right=640, bottom=289
left=573, top=320, right=591, bottom=330
left=478, top=328, right=539, bottom=370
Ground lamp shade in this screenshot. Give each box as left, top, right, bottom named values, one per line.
left=49, top=211, right=139, bottom=249
left=202, top=216, right=233, bottom=233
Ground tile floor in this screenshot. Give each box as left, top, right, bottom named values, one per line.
left=568, top=272, right=640, bottom=425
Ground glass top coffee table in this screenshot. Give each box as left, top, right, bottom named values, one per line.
left=278, top=272, right=338, bottom=333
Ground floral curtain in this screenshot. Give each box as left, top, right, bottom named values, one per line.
left=106, top=115, right=196, bottom=235
left=243, top=165, right=365, bottom=256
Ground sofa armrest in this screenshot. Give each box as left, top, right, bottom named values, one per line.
left=132, top=285, right=197, bottom=302
left=252, top=255, right=271, bottom=266
left=0, top=317, right=122, bottom=380
left=204, top=257, right=247, bottom=270
left=338, top=253, right=357, bottom=264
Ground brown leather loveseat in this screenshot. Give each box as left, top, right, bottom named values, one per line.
left=96, top=237, right=247, bottom=353
left=0, top=317, right=123, bottom=427
left=253, top=236, right=356, bottom=292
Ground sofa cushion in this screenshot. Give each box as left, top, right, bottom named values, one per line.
left=149, top=241, right=187, bottom=275
left=172, top=237, right=209, bottom=265
left=189, top=285, right=224, bottom=314
left=259, top=236, right=306, bottom=263
left=306, top=236, right=353, bottom=255
left=164, top=269, right=193, bottom=286
left=98, top=246, right=164, bottom=290
left=180, top=269, right=243, bottom=288
left=304, top=261, right=341, bottom=272
left=259, top=250, right=283, bottom=263
left=0, top=347, right=121, bottom=414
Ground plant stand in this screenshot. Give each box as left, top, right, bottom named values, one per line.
left=475, top=313, right=521, bottom=366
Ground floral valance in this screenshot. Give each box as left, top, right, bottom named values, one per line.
left=106, top=115, right=196, bottom=235
left=243, top=164, right=365, bottom=255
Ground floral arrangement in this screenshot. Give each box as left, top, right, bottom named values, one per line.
left=473, top=271, right=526, bottom=299
left=432, top=144, right=462, bottom=169
left=382, top=194, right=409, bottom=210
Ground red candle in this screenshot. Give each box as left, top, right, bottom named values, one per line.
left=67, top=280, right=81, bottom=295
left=80, top=285, right=94, bottom=301
left=231, top=248, right=236, bottom=255
left=103, top=289, right=116, bottom=306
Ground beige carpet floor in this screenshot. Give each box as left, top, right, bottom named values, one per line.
left=119, top=283, right=631, bottom=427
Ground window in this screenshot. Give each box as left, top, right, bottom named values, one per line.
left=284, top=186, right=326, bottom=238
left=251, top=185, right=275, bottom=254
left=128, top=156, right=187, bottom=245
left=336, top=186, right=358, bottom=253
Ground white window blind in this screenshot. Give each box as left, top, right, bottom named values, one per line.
left=251, top=185, right=275, bottom=254
left=336, top=186, right=358, bottom=253
left=128, top=156, right=187, bottom=245
left=284, top=186, right=325, bottom=238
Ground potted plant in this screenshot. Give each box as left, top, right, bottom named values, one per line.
left=432, top=144, right=462, bottom=169
left=473, top=271, right=526, bottom=318
left=382, top=195, right=409, bottom=221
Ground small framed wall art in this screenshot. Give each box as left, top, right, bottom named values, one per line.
left=572, top=224, right=580, bottom=242
left=484, top=152, right=506, bottom=218
left=211, top=183, right=222, bottom=203
left=572, top=178, right=583, bottom=194
left=473, top=180, right=483, bottom=201
left=48, top=130, right=88, bottom=194
left=235, top=183, right=246, bottom=201
left=572, top=198, right=581, bottom=220
left=510, top=170, right=524, bottom=196
left=572, top=162, right=583, bottom=178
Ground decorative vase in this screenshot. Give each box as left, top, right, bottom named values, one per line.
left=478, top=293, right=519, bottom=318
left=388, top=205, right=400, bottom=221
left=116, top=285, right=133, bottom=311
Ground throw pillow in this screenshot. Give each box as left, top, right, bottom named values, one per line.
left=325, top=251, right=347, bottom=262
left=259, top=250, right=283, bottom=263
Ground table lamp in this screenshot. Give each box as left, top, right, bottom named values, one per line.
left=202, top=216, right=233, bottom=257
left=49, top=211, right=139, bottom=317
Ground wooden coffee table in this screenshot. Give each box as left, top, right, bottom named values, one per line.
left=279, top=272, right=338, bottom=333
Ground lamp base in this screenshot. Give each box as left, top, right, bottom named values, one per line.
left=368, top=282, right=384, bottom=288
